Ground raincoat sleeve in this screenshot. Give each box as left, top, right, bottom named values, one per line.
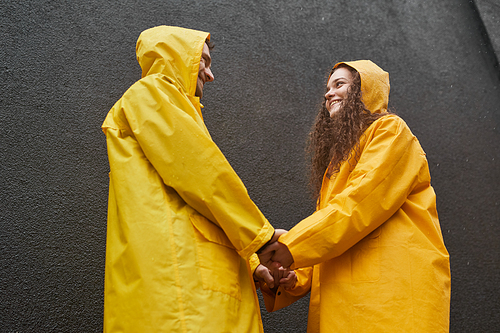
left=248, top=253, right=261, bottom=278
left=106, top=79, right=274, bottom=259
left=281, top=115, right=429, bottom=268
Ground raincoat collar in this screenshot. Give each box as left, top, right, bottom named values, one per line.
left=136, top=25, right=210, bottom=98
left=333, top=60, right=390, bottom=114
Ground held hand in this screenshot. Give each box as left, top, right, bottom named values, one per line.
left=279, top=268, right=298, bottom=291
left=271, top=241, right=294, bottom=268
left=263, top=262, right=298, bottom=292
left=259, top=241, right=294, bottom=269
left=254, top=263, right=297, bottom=292
left=257, top=229, right=289, bottom=269
left=269, top=261, right=285, bottom=287
left=253, top=264, right=275, bottom=289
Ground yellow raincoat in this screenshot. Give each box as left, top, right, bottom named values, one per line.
left=102, top=26, right=274, bottom=332
left=261, top=60, right=451, bottom=332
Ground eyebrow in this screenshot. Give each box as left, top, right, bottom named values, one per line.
left=331, top=76, right=348, bottom=82
left=328, top=76, right=348, bottom=87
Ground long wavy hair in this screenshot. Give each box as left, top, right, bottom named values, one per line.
left=307, top=64, right=389, bottom=201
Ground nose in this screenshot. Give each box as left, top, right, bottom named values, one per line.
left=205, top=68, right=214, bottom=82
left=325, top=87, right=334, bottom=100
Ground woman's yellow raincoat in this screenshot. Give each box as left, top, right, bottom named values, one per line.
left=261, top=60, right=451, bottom=332
left=102, top=26, right=274, bottom=333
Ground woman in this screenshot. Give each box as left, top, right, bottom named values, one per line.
left=258, top=60, right=451, bottom=332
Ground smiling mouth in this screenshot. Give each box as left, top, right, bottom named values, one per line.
left=330, top=100, right=341, bottom=108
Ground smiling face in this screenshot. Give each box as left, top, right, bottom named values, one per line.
left=195, top=42, right=214, bottom=98
left=324, top=67, right=354, bottom=117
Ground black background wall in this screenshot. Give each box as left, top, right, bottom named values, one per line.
left=1, top=0, right=499, bottom=332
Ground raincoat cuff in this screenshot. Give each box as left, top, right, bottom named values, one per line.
left=237, top=222, right=275, bottom=259
left=248, top=253, right=261, bottom=277
left=256, top=230, right=275, bottom=254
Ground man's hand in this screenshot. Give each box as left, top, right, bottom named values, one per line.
left=257, top=229, right=289, bottom=269
left=258, top=239, right=294, bottom=269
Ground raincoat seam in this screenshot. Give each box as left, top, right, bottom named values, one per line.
left=166, top=211, right=188, bottom=332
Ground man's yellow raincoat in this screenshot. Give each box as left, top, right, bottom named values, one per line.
left=102, top=26, right=274, bottom=333
left=261, top=60, right=451, bottom=332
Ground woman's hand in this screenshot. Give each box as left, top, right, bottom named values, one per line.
left=253, top=263, right=297, bottom=292
left=279, top=267, right=297, bottom=291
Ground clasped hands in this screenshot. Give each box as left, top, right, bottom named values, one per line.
left=255, top=229, right=296, bottom=290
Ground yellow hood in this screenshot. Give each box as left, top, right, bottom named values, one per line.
left=333, top=60, right=390, bottom=114
left=136, top=25, right=210, bottom=97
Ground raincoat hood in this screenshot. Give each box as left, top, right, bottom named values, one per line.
left=333, top=60, right=390, bottom=114
left=136, top=25, right=210, bottom=97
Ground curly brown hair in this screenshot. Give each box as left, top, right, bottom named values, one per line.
left=307, top=64, right=388, bottom=201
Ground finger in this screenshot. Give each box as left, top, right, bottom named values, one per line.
left=271, top=263, right=284, bottom=285
left=271, top=261, right=282, bottom=271
left=280, top=271, right=297, bottom=290
left=279, top=273, right=294, bottom=285
left=261, top=267, right=275, bottom=289
left=254, top=265, right=275, bottom=289
left=277, top=266, right=287, bottom=281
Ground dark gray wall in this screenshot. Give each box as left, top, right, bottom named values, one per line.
left=475, top=0, right=500, bottom=57
left=1, top=0, right=499, bottom=332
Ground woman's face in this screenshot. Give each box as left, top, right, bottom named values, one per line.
left=325, top=67, right=354, bottom=117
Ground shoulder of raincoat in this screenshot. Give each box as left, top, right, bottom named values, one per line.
left=275, top=60, right=450, bottom=332
left=102, top=25, right=274, bottom=333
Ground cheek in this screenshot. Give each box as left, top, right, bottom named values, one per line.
left=342, top=85, right=351, bottom=97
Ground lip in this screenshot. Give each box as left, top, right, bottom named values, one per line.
left=328, top=99, right=341, bottom=108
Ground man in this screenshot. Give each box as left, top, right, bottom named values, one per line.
left=102, top=25, right=278, bottom=332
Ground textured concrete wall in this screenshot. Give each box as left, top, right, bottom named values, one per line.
left=1, top=0, right=499, bottom=332
left=475, top=0, right=500, bottom=58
